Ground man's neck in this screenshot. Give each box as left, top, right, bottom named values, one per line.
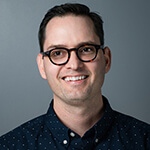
left=53, top=96, right=104, bottom=137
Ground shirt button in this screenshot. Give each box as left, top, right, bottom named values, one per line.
left=63, top=139, right=68, bottom=145
left=70, top=132, right=75, bottom=137
left=95, top=138, right=99, bottom=143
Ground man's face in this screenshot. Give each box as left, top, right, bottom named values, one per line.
left=37, top=15, right=111, bottom=106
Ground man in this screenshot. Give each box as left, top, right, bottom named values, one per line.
left=0, top=3, right=149, bottom=150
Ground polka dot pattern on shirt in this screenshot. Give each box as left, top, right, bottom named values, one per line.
left=0, top=96, right=149, bottom=150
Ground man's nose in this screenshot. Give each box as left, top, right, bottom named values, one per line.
left=65, top=51, right=83, bottom=70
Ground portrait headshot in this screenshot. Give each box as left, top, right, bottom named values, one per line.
left=0, top=1, right=150, bottom=149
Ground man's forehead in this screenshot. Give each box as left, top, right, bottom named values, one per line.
left=43, top=15, right=100, bottom=50
left=45, top=14, right=94, bottom=29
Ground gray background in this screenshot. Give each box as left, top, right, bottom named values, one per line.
left=0, top=0, right=150, bottom=136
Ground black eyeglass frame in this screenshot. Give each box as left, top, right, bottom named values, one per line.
left=41, top=44, right=104, bottom=66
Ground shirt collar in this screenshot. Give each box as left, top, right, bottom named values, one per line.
left=45, top=96, right=115, bottom=145
left=93, top=96, right=115, bottom=140
left=45, top=102, right=70, bottom=145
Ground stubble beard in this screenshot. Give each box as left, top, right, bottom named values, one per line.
left=54, top=84, right=97, bottom=107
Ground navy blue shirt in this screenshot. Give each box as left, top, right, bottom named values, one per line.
left=0, top=96, right=150, bottom=150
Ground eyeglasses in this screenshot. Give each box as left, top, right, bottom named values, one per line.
left=41, top=44, right=104, bottom=66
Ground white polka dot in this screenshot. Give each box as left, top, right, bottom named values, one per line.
left=95, top=138, right=99, bottom=143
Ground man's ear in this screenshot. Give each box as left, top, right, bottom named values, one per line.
left=36, top=53, right=47, bottom=79
left=103, top=47, right=111, bottom=74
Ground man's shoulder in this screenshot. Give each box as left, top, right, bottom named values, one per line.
left=114, top=110, right=149, bottom=124
left=113, top=110, right=150, bottom=133
left=0, top=113, right=46, bottom=147
left=103, top=96, right=150, bottom=131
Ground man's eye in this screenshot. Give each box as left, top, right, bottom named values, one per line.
left=54, top=51, right=62, bottom=56
left=80, top=47, right=95, bottom=54
left=51, top=50, right=66, bottom=58
left=83, top=48, right=92, bottom=52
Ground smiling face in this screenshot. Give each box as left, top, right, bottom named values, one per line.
left=37, top=15, right=111, bottom=106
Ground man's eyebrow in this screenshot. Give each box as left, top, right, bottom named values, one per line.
left=77, top=41, right=100, bottom=46
left=46, top=44, right=67, bottom=50
left=46, top=41, right=99, bottom=50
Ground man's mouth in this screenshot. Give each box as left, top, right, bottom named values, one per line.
left=63, top=75, right=88, bottom=82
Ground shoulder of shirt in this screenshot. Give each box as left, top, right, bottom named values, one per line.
left=0, top=113, right=46, bottom=142
left=112, top=110, right=150, bottom=132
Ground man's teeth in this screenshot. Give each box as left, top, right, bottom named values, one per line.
left=64, top=76, right=86, bottom=81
